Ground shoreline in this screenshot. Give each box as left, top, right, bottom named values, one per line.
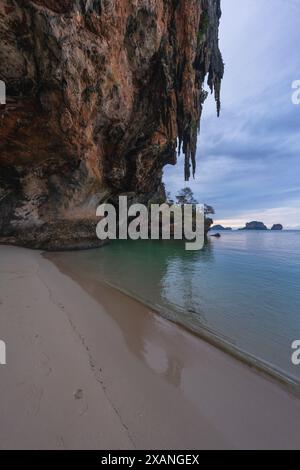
left=1, top=245, right=300, bottom=449
left=52, top=257, right=299, bottom=396
left=45, top=245, right=300, bottom=396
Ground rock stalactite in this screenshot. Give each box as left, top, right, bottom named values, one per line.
left=0, top=0, right=223, bottom=248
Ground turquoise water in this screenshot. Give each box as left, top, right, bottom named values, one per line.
left=53, top=231, right=300, bottom=384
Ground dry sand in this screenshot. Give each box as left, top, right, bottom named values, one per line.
left=0, top=245, right=300, bottom=450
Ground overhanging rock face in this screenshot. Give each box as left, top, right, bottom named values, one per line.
left=0, top=0, right=223, bottom=248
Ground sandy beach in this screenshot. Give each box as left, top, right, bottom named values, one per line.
left=1, top=245, right=300, bottom=450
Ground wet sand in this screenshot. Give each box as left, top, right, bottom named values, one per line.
left=1, top=245, right=300, bottom=449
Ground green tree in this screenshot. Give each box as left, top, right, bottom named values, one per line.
left=166, top=191, right=174, bottom=205
left=175, top=187, right=198, bottom=205
left=204, top=204, right=215, bottom=216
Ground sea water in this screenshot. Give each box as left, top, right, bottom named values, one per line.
left=52, top=231, right=300, bottom=384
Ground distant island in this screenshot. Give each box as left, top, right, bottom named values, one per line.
left=239, top=221, right=283, bottom=231
left=210, top=225, right=232, bottom=231
left=271, top=224, right=283, bottom=231
left=239, top=221, right=268, bottom=231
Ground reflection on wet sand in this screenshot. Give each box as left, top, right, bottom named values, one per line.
left=46, top=250, right=186, bottom=387
left=46, top=240, right=215, bottom=387
left=46, top=231, right=300, bottom=384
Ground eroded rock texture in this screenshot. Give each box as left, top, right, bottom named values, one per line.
left=0, top=0, right=223, bottom=248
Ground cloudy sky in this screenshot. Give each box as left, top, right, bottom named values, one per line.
left=164, top=0, right=300, bottom=229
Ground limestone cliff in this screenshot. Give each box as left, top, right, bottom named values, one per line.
left=0, top=0, right=223, bottom=249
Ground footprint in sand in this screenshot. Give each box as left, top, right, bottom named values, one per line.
left=74, top=389, right=83, bottom=400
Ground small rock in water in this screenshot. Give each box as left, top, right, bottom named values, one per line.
left=211, top=233, right=221, bottom=238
